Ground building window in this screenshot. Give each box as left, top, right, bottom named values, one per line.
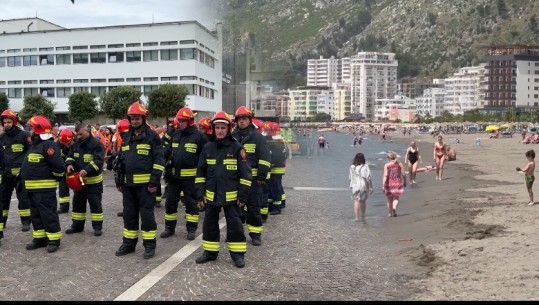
left=39, top=55, right=54, bottom=65
left=57, top=87, right=72, bottom=97
left=73, top=53, right=89, bottom=64
left=74, top=87, right=89, bottom=93
left=126, top=43, right=141, bottom=48
left=40, top=88, right=55, bottom=97
left=24, top=88, right=39, bottom=96
left=161, top=41, right=178, bottom=46
left=180, top=40, right=196, bottom=45
left=23, top=48, right=37, bottom=52
left=91, top=86, right=107, bottom=97
left=74, top=79, right=88, bottom=83
left=8, top=88, right=22, bottom=98
left=143, top=85, right=158, bottom=94
left=143, top=50, right=158, bottom=61
left=108, top=52, right=124, bottom=63
left=108, top=44, right=124, bottom=49
left=91, top=79, right=106, bottom=83
left=73, top=45, right=88, bottom=50
left=56, top=54, right=71, bottom=65
left=56, top=46, right=71, bottom=51
left=40, top=80, right=54, bottom=84
left=39, top=47, right=53, bottom=52
left=7, top=56, right=22, bottom=67
left=0, top=57, right=5, bottom=67
left=90, top=45, right=106, bottom=49
left=109, top=78, right=125, bottom=83
left=57, top=79, right=71, bottom=84
left=126, top=51, right=141, bottom=62
left=23, top=80, right=37, bottom=84
left=161, top=76, right=178, bottom=81
left=180, top=48, right=195, bottom=60
left=143, top=42, right=158, bottom=47
left=126, top=78, right=141, bottom=82
left=160, top=49, right=178, bottom=61
left=143, top=77, right=158, bottom=82
left=535, top=94, right=539, bottom=99
left=23, top=55, right=38, bottom=66
left=90, top=53, right=106, bottom=63
left=8, top=80, right=21, bottom=85
left=180, top=76, right=197, bottom=80
left=7, top=49, right=21, bottom=53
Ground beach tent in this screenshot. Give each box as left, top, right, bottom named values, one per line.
left=499, top=123, right=513, bottom=129
left=485, top=125, right=498, bottom=132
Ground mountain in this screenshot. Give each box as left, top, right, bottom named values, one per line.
left=222, top=0, right=539, bottom=83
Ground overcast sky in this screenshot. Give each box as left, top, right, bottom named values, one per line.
left=0, top=0, right=221, bottom=30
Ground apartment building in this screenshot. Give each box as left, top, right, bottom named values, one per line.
left=416, top=87, right=446, bottom=118
left=443, top=65, right=484, bottom=116
left=287, top=86, right=331, bottom=121
left=0, top=17, right=222, bottom=116
left=374, top=94, right=416, bottom=122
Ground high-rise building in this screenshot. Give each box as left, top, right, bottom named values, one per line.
left=443, top=65, right=485, bottom=115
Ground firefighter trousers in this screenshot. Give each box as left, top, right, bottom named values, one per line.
left=241, top=182, right=264, bottom=238
left=28, top=191, right=62, bottom=246
left=268, top=174, right=283, bottom=212
left=121, top=185, right=157, bottom=249
left=201, top=203, right=246, bottom=259
left=70, top=185, right=103, bottom=231
left=58, top=176, right=71, bottom=212
left=163, top=178, right=199, bottom=233
left=1, top=175, right=30, bottom=226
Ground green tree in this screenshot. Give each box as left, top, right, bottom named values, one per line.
left=0, top=92, right=9, bottom=112
left=19, top=94, right=56, bottom=122
left=147, top=83, right=188, bottom=122
left=68, top=91, right=98, bottom=123
left=100, top=86, right=142, bottom=121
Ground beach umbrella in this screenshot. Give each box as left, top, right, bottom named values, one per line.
left=485, top=125, right=498, bottom=132
left=499, top=123, right=512, bottom=129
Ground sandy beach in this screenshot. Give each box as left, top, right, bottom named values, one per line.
left=377, top=131, right=539, bottom=300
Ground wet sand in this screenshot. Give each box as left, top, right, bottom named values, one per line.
left=376, top=132, right=538, bottom=300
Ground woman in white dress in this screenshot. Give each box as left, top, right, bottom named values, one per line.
left=349, top=153, right=373, bottom=221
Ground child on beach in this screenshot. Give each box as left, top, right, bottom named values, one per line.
left=516, top=149, right=536, bottom=206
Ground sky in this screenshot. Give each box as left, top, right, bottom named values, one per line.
left=0, top=0, right=221, bottom=30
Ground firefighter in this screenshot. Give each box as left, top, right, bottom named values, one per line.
left=197, top=117, right=213, bottom=141
left=253, top=119, right=270, bottom=223
left=265, top=122, right=287, bottom=215
left=194, top=111, right=251, bottom=268
left=160, top=107, right=208, bottom=240
left=64, top=124, right=105, bottom=236
left=57, top=128, right=75, bottom=214
left=231, top=106, right=271, bottom=246
left=0, top=144, right=4, bottom=245
left=160, top=117, right=176, bottom=201
left=114, top=102, right=164, bottom=259
left=0, top=109, right=32, bottom=232
left=113, top=119, right=129, bottom=218
left=21, top=115, right=65, bottom=253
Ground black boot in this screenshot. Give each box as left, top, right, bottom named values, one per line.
left=47, top=241, right=60, bottom=253
left=195, top=251, right=217, bottom=264
left=21, top=220, right=31, bottom=232
left=143, top=239, right=156, bottom=259
left=115, top=244, right=136, bottom=256
left=160, top=222, right=176, bottom=238
left=250, top=234, right=262, bottom=246
left=26, top=239, right=47, bottom=250
left=231, top=253, right=245, bottom=268
left=160, top=229, right=175, bottom=238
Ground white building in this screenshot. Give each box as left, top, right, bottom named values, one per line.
left=374, top=94, right=416, bottom=122
left=316, top=91, right=336, bottom=120
left=443, top=65, right=484, bottom=115
left=287, top=87, right=332, bottom=121
left=333, top=83, right=352, bottom=121
left=350, top=52, right=398, bottom=120
left=0, top=17, right=222, bottom=116
left=416, top=87, right=446, bottom=118
left=307, top=56, right=340, bottom=87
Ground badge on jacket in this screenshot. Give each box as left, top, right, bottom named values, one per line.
left=240, top=149, right=247, bottom=161
left=47, top=148, right=55, bottom=156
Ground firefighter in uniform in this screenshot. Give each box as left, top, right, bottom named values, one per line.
left=57, top=128, right=75, bottom=214
left=160, top=107, right=208, bottom=240
left=113, top=119, right=130, bottom=218
left=252, top=118, right=270, bottom=223
left=0, top=109, right=32, bottom=232
left=160, top=117, right=176, bottom=201
left=265, top=122, right=287, bottom=215
left=231, top=106, right=271, bottom=246
left=0, top=144, right=4, bottom=245
left=114, top=102, right=164, bottom=259
left=64, top=123, right=105, bottom=236
left=197, top=117, right=213, bottom=141
left=21, top=115, right=65, bottom=253
left=194, top=111, right=251, bottom=268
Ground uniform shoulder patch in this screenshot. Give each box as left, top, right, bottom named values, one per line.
left=26, top=137, right=32, bottom=144
left=47, top=147, right=55, bottom=156
left=240, top=149, right=247, bottom=161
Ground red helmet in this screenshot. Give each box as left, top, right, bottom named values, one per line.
left=116, top=119, right=130, bottom=134
left=26, top=115, right=52, bottom=135
left=235, top=106, right=253, bottom=119
left=252, top=118, right=265, bottom=133
left=267, top=122, right=281, bottom=137
left=176, top=107, right=195, bottom=126
left=59, top=128, right=74, bottom=145
left=1, top=109, right=19, bottom=126
left=211, top=111, right=233, bottom=132
left=198, top=117, right=213, bottom=135
left=66, top=172, right=86, bottom=191
left=127, top=102, right=147, bottom=117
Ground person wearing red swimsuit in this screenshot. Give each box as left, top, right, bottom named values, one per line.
left=433, top=135, right=447, bottom=181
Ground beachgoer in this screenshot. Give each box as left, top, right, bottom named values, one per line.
left=433, top=135, right=447, bottom=181
left=349, top=153, right=373, bottom=221
left=516, top=149, right=536, bottom=206
left=404, top=140, right=421, bottom=184
left=446, top=146, right=456, bottom=161
left=383, top=152, right=406, bottom=217
left=416, top=165, right=436, bottom=173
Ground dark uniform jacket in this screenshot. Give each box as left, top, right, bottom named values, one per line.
left=231, top=125, right=271, bottom=181
left=265, top=135, right=287, bottom=176
left=119, top=124, right=165, bottom=187
left=65, top=135, right=105, bottom=185
left=0, top=127, right=31, bottom=177
left=20, top=138, right=65, bottom=192
left=195, top=136, right=252, bottom=206
left=165, top=125, right=208, bottom=180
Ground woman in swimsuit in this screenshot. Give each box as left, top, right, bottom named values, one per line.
left=404, top=140, right=421, bottom=184
left=433, top=135, right=447, bottom=181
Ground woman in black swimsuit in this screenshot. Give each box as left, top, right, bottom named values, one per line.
left=404, top=140, right=421, bottom=184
